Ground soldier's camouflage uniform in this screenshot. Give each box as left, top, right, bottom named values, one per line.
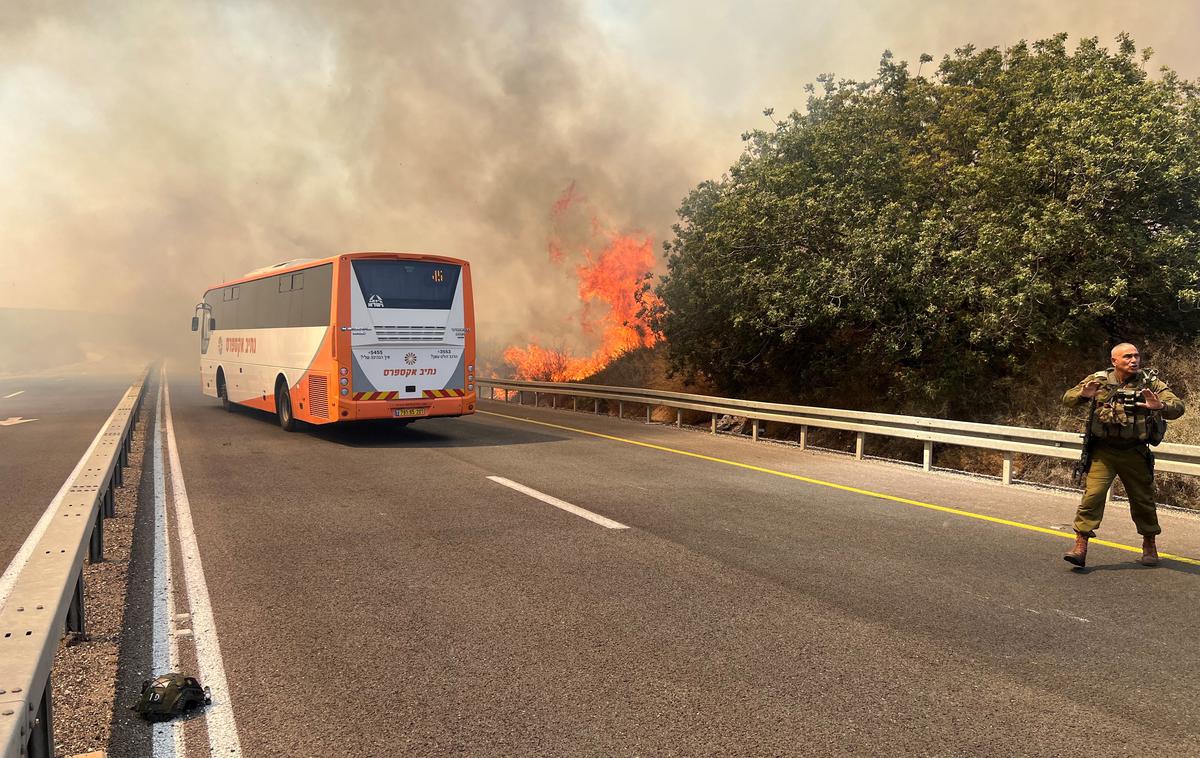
left=1063, top=368, right=1185, bottom=537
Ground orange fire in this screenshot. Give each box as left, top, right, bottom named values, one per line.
left=504, top=184, right=660, bottom=382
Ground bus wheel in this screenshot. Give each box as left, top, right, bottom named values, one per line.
left=276, top=382, right=298, bottom=432
left=217, top=373, right=231, bottom=412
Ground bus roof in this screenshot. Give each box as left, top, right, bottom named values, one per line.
left=203, top=252, right=471, bottom=293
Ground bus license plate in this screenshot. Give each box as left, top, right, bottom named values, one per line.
left=393, top=408, right=427, bottom=418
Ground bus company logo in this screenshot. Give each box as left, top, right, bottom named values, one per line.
left=216, top=336, right=223, bottom=354
left=404, top=352, right=418, bottom=365
left=367, top=294, right=384, bottom=308
left=223, top=336, right=257, bottom=355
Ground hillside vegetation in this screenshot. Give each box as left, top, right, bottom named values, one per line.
left=647, top=34, right=1200, bottom=419
left=584, top=35, right=1200, bottom=505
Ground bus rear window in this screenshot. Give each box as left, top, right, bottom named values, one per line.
left=352, top=260, right=461, bottom=310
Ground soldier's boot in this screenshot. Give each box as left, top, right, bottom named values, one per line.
left=1063, top=533, right=1089, bottom=567
left=1139, top=535, right=1159, bottom=567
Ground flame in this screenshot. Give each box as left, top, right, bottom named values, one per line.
left=504, top=184, right=659, bottom=382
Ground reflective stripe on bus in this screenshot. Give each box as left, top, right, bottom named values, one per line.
left=349, top=389, right=466, bottom=400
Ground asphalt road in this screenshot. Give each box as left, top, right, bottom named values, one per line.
left=159, top=374, right=1200, bottom=757
left=0, top=372, right=139, bottom=578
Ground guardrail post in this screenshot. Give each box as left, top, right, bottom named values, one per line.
left=66, top=572, right=86, bottom=637
left=105, top=485, right=116, bottom=518
left=28, top=674, right=54, bottom=758
left=752, top=419, right=759, bottom=442
left=676, top=410, right=682, bottom=428
left=114, top=457, right=123, bottom=487
left=855, top=432, right=865, bottom=460
left=618, top=401, right=624, bottom=419
left=534, top=391, right=539, bottom=407
left=923, top=441, right=933, bottom=471
left=89, top=517, right=104, bottom=563
left=1002, top=453, right=1013, bottom=485
left=489, top=386, right=495, bottom=400
left=595, top=399, right=600, bottom=415
left=711, top=413, right=716, bottom=434
left=518, top=391, right=523, bottom=406
left=552, top=394, right=557, bottom=409
left=646, top=406, right=651, bottom=424
left=799, top=426, right=807, bottom=450
left=573, top=397, right=578, bottom=412
left=1106, top=486, right=1115, bottom=505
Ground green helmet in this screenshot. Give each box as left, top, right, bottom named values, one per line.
left=133, top=673, right=211, bottom=720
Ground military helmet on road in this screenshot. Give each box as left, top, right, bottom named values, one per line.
left=133, top=673, right=211, bottom=720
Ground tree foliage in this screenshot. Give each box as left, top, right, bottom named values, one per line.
left=651, top=34, right=1200, bottom=413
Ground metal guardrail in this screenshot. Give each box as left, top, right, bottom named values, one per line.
left=479, top=379, right=1200, bottom=481
left=0, top=369, right=149, bottom=758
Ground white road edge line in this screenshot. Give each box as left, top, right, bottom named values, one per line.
left=0, top=389, right=126, bottom=610
left=3, top=390, right=23, bottom=398
left=163, top=369, right=243, bottom=755
left=486, top=476, right=629, bottom=530
left=151, top=375, right=184, bottom=757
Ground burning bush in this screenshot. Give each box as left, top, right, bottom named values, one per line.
left=504, top=183, right=660, bottom=381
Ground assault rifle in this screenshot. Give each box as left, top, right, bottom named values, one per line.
left=1072, top=395, right=1098, bottom=486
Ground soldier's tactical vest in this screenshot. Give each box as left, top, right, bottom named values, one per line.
left=1090, top=368, right=1162, bottom=444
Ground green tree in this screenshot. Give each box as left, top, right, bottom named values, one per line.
left=651, top=34, right=1200, bottom=414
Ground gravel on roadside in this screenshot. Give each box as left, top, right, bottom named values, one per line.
left=51, top=418, right=146, bottom=758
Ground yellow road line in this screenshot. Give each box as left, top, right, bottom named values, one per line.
left=480, top=409, right=1200, bottom=567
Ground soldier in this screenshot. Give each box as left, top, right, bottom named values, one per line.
left=1062, top=343, right=1185, bottom=567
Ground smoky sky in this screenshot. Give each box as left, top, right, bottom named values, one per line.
left=1, top=1, right=1197, bottom=373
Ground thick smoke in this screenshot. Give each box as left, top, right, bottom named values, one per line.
left=0, top=1, right=718, bottom=374
left=1, top=1, right=1195, bottom=375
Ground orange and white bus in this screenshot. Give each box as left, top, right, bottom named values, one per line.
left=192, top=252, right=476, bottom=431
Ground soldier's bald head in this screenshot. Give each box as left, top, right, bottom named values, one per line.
left=1111, top=343, right=1139, bottom=361
left=1110, top=343, right=1141, bottom=379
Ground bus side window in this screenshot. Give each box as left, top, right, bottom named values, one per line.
left=288, top=275, right=304, bottom=327
left=292, top=273, right=303, bottom=291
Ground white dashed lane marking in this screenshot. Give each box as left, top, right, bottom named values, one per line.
left=487, top=476, right=630, bottom=530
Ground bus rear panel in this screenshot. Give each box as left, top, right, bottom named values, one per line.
left=197, top=252, right=475, bottom=427
left=337, top=255, right=476, bottom=421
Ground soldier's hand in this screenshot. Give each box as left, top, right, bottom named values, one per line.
left=1080, top=380, right=1101, bottom=398
left=1139, top=388, right=1165, bottom=410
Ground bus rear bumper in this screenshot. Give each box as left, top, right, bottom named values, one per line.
left=338, top=392, right=477, bottom=421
